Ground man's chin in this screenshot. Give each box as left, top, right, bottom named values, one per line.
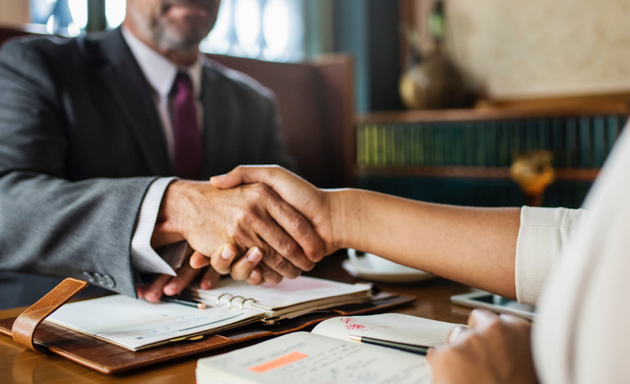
left=159, top=15, right=214, bottom=47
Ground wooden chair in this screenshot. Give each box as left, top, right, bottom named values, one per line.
left=0, top=26, right=356, bottom=187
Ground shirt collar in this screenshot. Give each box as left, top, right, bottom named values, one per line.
left=121, top=27, right=203, bottom=99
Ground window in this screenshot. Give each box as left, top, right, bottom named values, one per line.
left=30, top=0, right=125, bottom=36
left=29, top=0, right=309, bottom=62
left=200, top=0, right=306, bottom=62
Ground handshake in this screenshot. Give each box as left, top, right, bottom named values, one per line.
left=138, top=166, right=341, bottom=302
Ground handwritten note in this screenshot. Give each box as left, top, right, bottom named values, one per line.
left=197, top=332, right=431, bottom=384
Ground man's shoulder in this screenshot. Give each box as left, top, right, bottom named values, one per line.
left=0, top=29, right=118, bottom=67
left=202, top=58, right=275, bottom=102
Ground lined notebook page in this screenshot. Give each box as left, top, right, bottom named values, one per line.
left=46, top=295, right=265, bottom=351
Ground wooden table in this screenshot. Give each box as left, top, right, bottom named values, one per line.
left=0, top=254, right=474, bottom=384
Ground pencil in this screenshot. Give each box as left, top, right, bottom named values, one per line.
left=348, top=335, right=430, bottom=355
left=160, top=295, right=207, bottom=309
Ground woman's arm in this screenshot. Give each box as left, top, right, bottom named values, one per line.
left=330, top=189, right=520, bottom=299
left=210, top=166, right=521, bottom=299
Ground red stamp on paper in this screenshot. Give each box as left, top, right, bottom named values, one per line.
left=340, top=317, right=367, bottom=331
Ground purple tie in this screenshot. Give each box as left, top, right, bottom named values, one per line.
left=171, top=72, right=203, bottom=179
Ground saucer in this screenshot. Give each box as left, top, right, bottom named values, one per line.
left=342, top=259, right=435, bottom=283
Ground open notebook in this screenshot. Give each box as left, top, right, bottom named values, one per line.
left=196, top=313, right=460, bottom=384
left=45, top=276, right=372, bottom=351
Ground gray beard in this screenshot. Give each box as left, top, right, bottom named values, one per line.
left=131, top=11, right=203, bottom=54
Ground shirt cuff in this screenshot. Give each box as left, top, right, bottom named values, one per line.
left=515, top=206, right=587, bottom=305
left=130, top=177, right=178, bottom=276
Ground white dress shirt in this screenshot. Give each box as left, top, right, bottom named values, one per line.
left=122, top=27, right=204, bottom=276
left=515, top=120, right=630, bottom=382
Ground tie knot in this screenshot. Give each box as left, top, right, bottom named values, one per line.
left=172, top=72, right=193, bottom=95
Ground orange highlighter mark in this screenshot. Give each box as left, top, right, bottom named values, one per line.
left=249, top=351, right=308, bottom=373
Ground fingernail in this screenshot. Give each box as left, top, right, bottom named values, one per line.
left=250, top=270, right=259, bottom=279
left=248, top=248, right=262, bottom=262
left=165, top=283, right=178, bottom=294
left=145, top=292, right=156, bottom=301
left=222, top=246, right=236, bottom=260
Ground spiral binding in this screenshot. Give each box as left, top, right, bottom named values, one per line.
left=215, top=293, right=259, bottom=310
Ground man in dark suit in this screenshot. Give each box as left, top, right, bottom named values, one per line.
left=0, top=0, right=323, bottom=309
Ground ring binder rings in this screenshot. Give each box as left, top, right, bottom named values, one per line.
left=215, top=293, right=259, bottom=310
left=187, top=276, right=375, bottom=320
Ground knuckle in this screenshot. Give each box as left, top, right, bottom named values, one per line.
left=282, top=240, right=301, bottom=258
left=303, top=239, right=324, bottom=261
left=263, top=272, right=282, bottom=285
left=210, top=258, right=230, bottom=275
left=264, top=253, right=286, bottom=271
left=230, top=267, right=247, bottom=281
left=290, top=215, right=309, bottom=234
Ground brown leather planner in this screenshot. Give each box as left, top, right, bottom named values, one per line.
left=0, top=278, right=415, bottom=374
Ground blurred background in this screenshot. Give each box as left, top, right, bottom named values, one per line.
left=1, top=0, right=629, bottom=208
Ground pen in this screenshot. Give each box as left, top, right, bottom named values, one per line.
left=348, top=335, right=431, bottom=356
left=160, top=295, right=207, bottom=309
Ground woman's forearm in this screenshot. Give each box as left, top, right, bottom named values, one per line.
left=328, top=189, right=521, bottom=299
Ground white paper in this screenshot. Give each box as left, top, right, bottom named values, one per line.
left=46, top=295, right=265, bottom=350
left=311, top=313, right=460, bottom=347
left=196, top=332, right=432, bottom=384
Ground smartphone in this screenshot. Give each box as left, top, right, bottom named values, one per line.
left=450, top=291, right=535, bottom=320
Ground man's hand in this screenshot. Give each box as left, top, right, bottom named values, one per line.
left=153, top=180, right=324, bottom=284
left=137, top=262, right=221, bottom=303
left=426, top=309, right=539, bottom=384
left=209, top=166, right=339, bottom=257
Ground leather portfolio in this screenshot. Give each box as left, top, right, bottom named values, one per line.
left=0, top=278, right=415, bottom=374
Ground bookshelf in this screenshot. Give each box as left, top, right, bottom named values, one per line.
left=355, top=106, right=629, bottom=208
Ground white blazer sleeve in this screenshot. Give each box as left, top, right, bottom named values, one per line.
left=515, top=206, right=587, bottom=305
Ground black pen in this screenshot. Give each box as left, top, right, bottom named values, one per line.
left=348, top=335, right=431, bottom=356
left=160, top=295, right=207, bottom=309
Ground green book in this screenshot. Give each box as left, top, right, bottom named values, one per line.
left=592, top=116, right=606, bottom=167
left=497, top=120, right=510, bottom=167
left=413, top=123, right=424, bottom=166
left=395, top=124, right=405, bottom=166
left=378, top=124, right=387, bottom=166
left=475, top=122, right=487, bottom=167
left=538, top=118, right=550, bottom=150
left=433, top=123, right=444, bottom=166
left=486, top=122, right=498, bottom=167
left=578, top=117, right=592, bottom=168
left=565, top=118, right=578, bottom=168
left=607, top=115, right=621, bottom=156
left=452, top=122, right=465, bottom=166
left=424, top=125, right=433, bottom=166
left=356, top=124, right=366, bottom=167
left=551, top=118, right=564, bottom=168
left=443, top=124, right=454, bottom=166
left=525, top=119, right=536, bottom=151
left=464, top=122, right=475, bottom=166
left=371, top=124, right=380, bottom=167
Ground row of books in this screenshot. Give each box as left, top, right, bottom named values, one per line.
left=356, top=114, right=628, bottom=169
left=357, top=175, right=593, bottom=209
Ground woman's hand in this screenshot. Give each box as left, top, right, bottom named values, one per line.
left=427, top=309, right=538, bottom=384
left=209, top=166, right=338, bottom=256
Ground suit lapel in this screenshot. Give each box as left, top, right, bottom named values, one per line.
left=94, top=29, right=172, bottom=176
left=200, top=63, right=241, bottom=177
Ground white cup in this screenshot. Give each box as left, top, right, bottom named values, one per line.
left=347, top=249, right=418, bottom=273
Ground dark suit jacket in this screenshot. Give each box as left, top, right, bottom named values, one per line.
left=0, top=28, right=293, bottom=307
